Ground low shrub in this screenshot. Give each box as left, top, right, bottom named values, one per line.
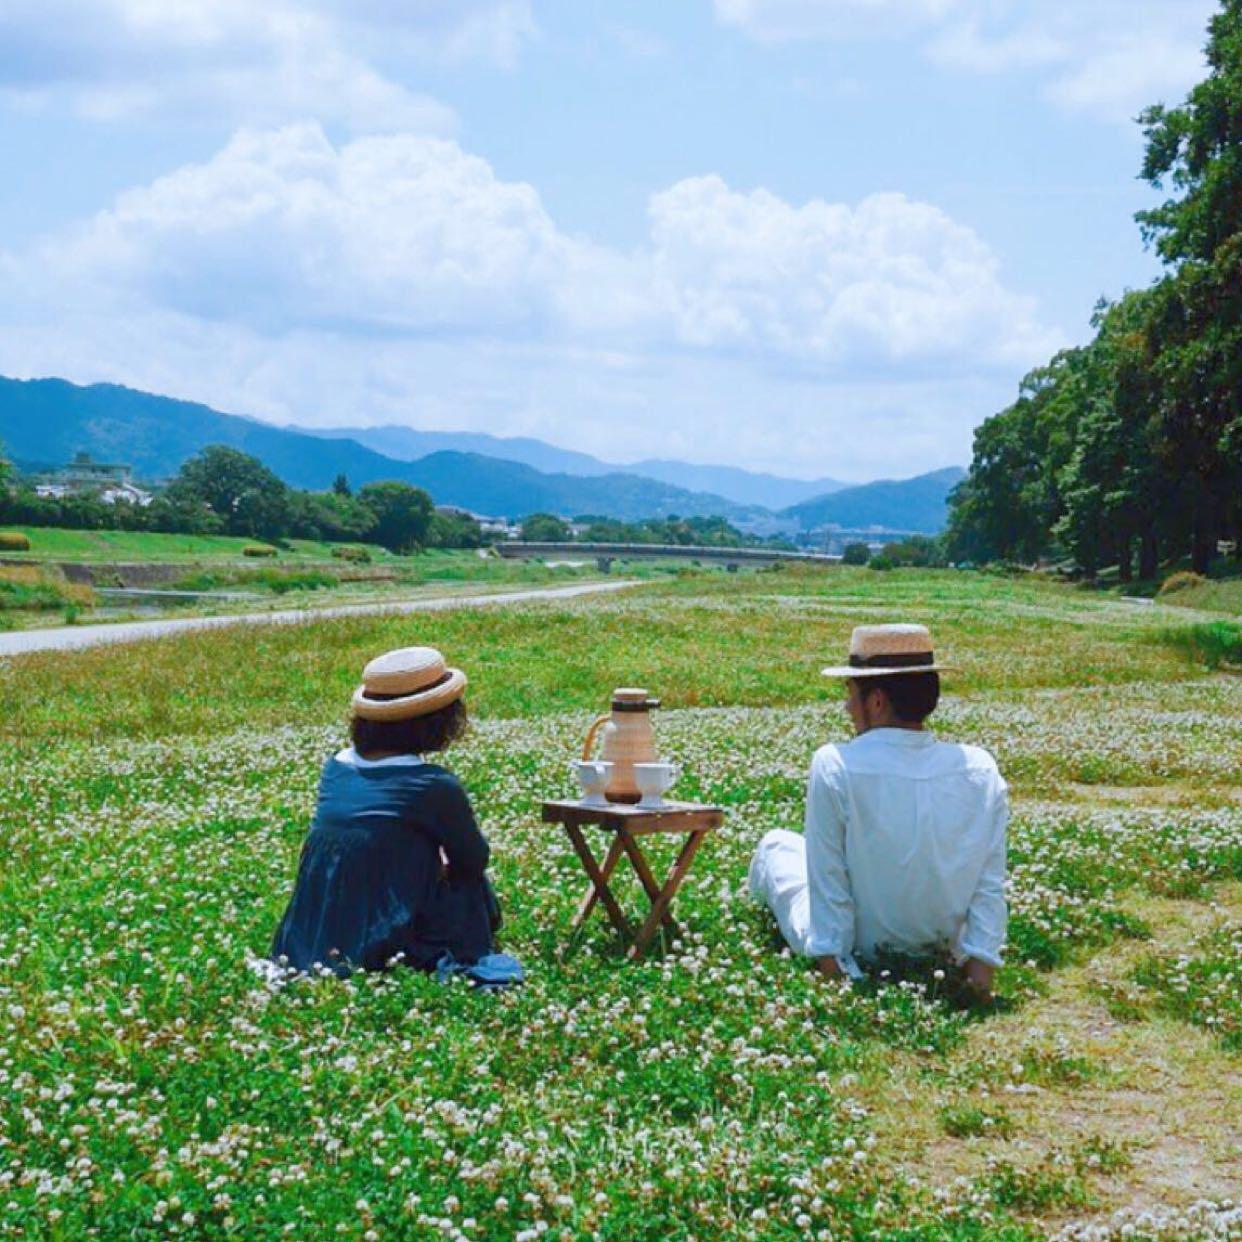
left=243, top=543, right=278, bottom=558
left=842, top=542, right=870, bottom=566
left=867, top=554, right=895, bottom=571
left=173, top=567, right=339, bottom=594
left=1158, top=570, right=1205, bottom=596
left=0, top=566, right=96, bottom=612
left=264, top=569, right=338, bottom=594
left=0, top=531, right=31, bottom=551
left=1162, top=620, right=1242, bottom=670
left=331, top=545, right=372, bottom=564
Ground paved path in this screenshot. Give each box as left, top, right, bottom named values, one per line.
left=0, top=580, right=641, bottom=658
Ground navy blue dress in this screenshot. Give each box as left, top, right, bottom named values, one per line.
left=271, top=754, right=498, bottom=976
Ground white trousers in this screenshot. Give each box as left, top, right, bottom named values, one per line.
left=748, top=829, right=861, bottom=978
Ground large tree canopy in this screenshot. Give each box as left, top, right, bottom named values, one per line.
left=166, top=445, right=291, bottom=540
left=949, top=1, right=1242, bottom=576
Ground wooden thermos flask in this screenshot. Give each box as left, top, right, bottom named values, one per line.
left=581, top=688, right=660, bottom=803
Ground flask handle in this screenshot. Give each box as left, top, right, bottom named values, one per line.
left=582, top=714, right=611, bottom=760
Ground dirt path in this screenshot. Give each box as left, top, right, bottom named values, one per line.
left=0, top=579, right=642, bottom=658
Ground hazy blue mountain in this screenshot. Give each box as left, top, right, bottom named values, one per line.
left=0, top=376, right=753, bottom=522
left=780, top=467, right=966, bottom=534
left=621, top=459, right=844, bottom=508
left=313, top=424, right=845, bottom=509
left=308, top=425, right=613, bottom=478
left=0, top=376, right=961, bottom=530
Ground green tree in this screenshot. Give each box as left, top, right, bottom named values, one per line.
left=332, top=473, right=351, bottom=497
left=357, top=481, right=433, bottom=552
left=520, top=513, right=572, bottom=542
left=842, top=542, right=870, bottom=566
left=165, top=445, right=290, bottom=539
left=287, top=490, right=378, bottom=543
left=1138, top=1, right=1242, bottom=568
left=1138, top=1, right=1242, bottom=266
left=946, top=350, right=1085, bottom=564
left=881, top=535, right=946, bottom=568
left=426, top=510, right=483, bottom=549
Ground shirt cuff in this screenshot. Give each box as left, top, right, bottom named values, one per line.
left=835, top=953, right=863, bottom=980
left=957, top=941, right=1004, bottom=968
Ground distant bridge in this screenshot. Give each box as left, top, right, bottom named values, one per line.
left=493, top=541, right=841, bottom=574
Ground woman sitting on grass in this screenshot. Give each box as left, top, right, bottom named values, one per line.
left=271, top=646, right=516, bottom=983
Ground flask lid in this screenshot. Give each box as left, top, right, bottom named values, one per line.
left=612, top=687, right=659, bottom=711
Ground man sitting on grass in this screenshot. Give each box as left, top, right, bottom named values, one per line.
left=749, top=624, right=1008, bottom=999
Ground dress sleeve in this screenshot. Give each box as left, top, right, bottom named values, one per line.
left=959, top=769, right=1009, bottom=967
left=803, top=748, right=856, bottom=960
left=427, top=773, right=491, bottom=882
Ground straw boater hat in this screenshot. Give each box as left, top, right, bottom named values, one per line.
left=821, top=624, right=954, bottom=679
left=351, top=646, right=467, bottom=721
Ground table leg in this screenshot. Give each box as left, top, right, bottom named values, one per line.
left=564, top=824, right=633, bottom=941
left=618, top=829, right=678, bottom=936
left=627, top=829, right=708, bottom=960
left=569, top=831, right=626, bottom=934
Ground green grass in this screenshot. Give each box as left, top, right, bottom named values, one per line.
left=0, top=565, right=96, bottom=614
left=0, top=526, right=372, bottom=562
left=1, top=567, right=1239, bottom=1240
left=1160, top=619, right=1242, bottom=670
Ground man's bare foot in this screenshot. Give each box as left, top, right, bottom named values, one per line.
left=815, top=955, right=845, bottom=982
left=963, top=958, right=995, bottom=1002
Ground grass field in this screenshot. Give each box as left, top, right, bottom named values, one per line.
left=0, top=527, right=375, bottom=562
left=1161, top=577, right=1242, bottom=617
left=0, top=567, right=1239, bottom=1240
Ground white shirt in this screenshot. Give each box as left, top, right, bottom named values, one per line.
left=804, top=728, right=1008, bottom=968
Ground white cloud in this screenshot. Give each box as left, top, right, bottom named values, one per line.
left=648, top=176, right=1047, bottom=367
left=0, top=0, right=535, bottom=131
left=39, top=124, right=610, bottom=337
left=714, top=0, right=1215, bottom=123
left=0, top=125, right=1058, bottom=476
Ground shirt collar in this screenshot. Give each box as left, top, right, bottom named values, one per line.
left=334, top=746, right=424, bottom=769
left=855, top=727, right=936, bottom=748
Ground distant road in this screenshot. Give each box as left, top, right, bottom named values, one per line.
left=0, top=580, right=642, bottom=658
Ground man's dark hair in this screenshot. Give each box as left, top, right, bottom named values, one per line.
left=862, top=672, right=940, bottom=724
left=351, top=697, right=468, bottom=757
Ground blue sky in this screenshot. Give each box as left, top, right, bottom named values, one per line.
left=0, top=1, right=1218, bottom=481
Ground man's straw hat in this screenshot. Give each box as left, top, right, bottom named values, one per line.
left=821, top=624, right=953, bottom=679
left=351, top=646, right=467, bottom=721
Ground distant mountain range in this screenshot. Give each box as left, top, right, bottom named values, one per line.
left=782, top=467, right=966, bottom=534
left=0, top=376, right=963, bottom=532
left=310, top=424, right=846, bottom=510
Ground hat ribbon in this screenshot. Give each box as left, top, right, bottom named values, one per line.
left=849, top=651, right=935, bottom=669
left=364, top=669, right=456, bottom=701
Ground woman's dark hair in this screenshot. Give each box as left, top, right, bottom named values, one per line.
left=864, top=672, right=940, bottom=724
left=351, top=697, right=468, bottom=757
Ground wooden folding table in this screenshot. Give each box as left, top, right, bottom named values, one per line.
left=541, top=798, right=726, bottom=959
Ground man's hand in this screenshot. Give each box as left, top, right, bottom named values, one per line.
left=815, top=955, right=845, bottom=982
left=963, top=958, right=995, bottom=1001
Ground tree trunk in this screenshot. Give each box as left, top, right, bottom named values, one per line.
left=1191, top=516, right=1213, bottom=575
left=1139, top=528, right=1159, bottom=580
left=1117, top=538, right=1133, bottom=583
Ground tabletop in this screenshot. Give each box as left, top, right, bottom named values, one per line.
left=541, top=798, right=725, bottom=835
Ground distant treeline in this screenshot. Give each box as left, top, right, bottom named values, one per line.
left=0, top=444, right=482, bottom=552
left=518, top=511, right=790, bottom=550
left=947, top=2, right=1242, bottom=579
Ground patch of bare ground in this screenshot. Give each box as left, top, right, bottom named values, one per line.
left=872, top=885, right=1242, bottom=1228
left=1065, top=783, right=1242, bottom=808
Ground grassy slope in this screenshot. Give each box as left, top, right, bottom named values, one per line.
left=0, top=526, right=408, bottom=562
left=1162, top=576, right=1242, bottom=615
left=1, top=567, right=1239, bottom=1241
